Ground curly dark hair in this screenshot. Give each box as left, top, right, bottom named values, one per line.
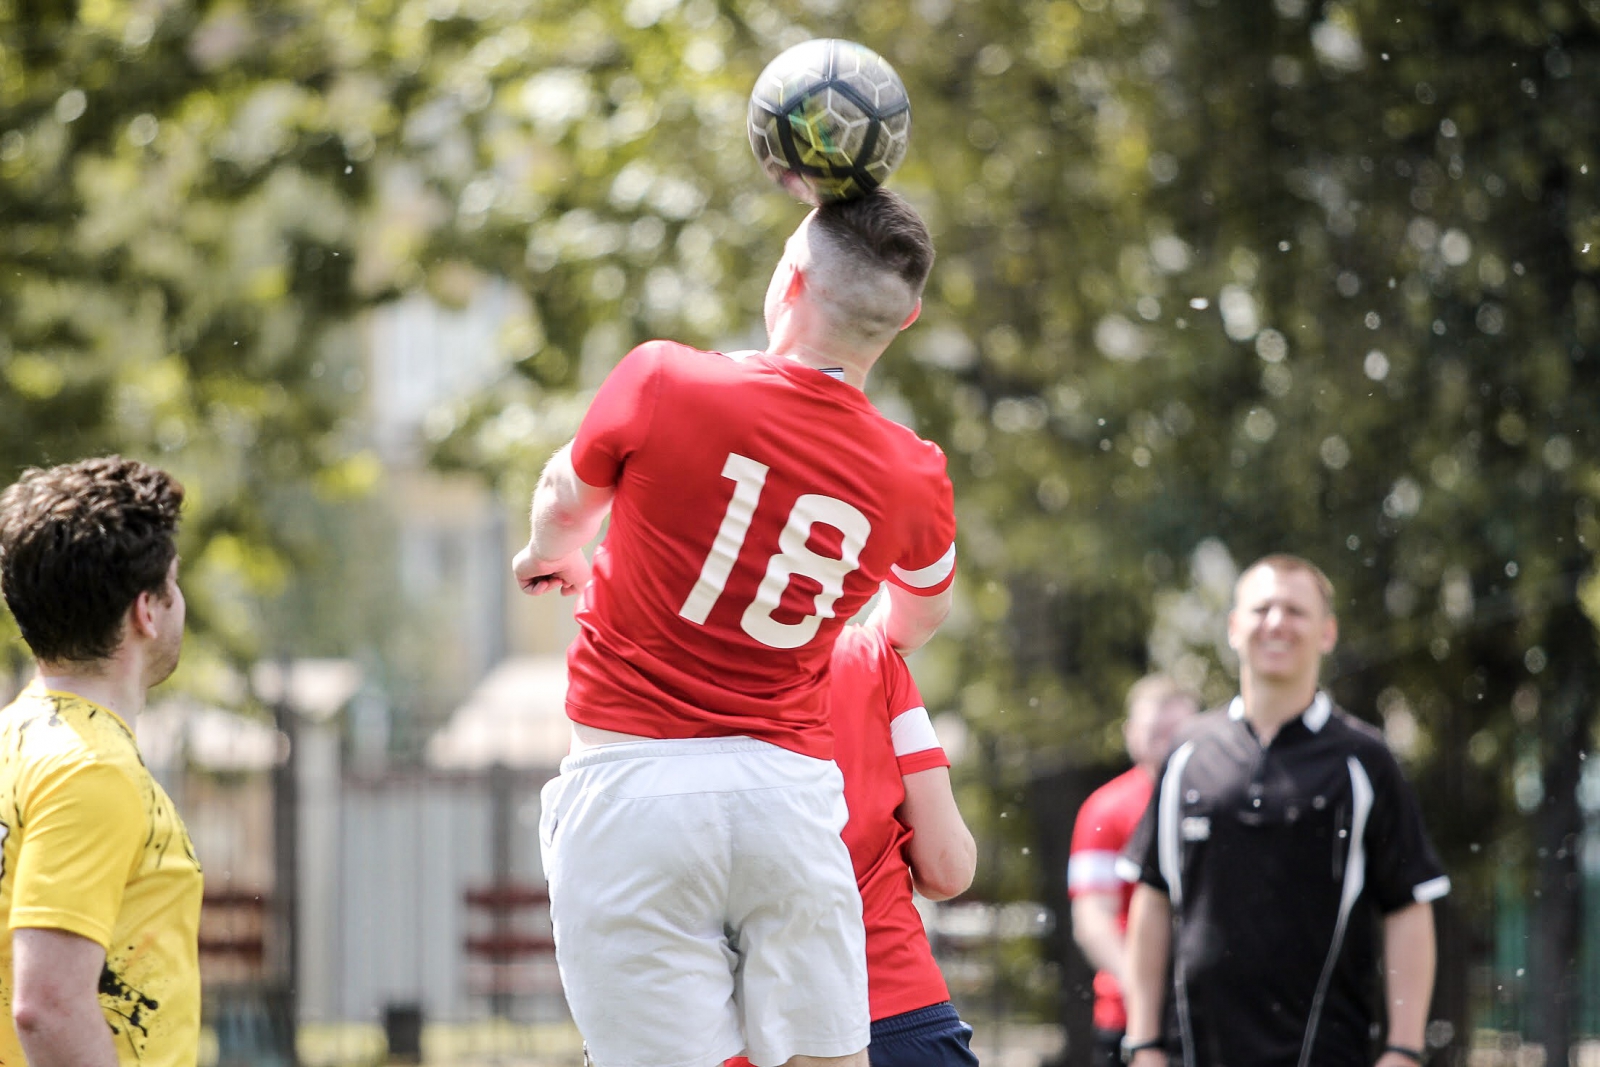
left=0, top=456, right=185, bottom=664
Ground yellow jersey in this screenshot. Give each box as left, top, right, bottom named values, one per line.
left=0, top=681, right=203, bottom=1067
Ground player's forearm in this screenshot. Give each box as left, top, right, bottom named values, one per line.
left=1122, top=884, right=1172, bottom=1042
left=1382, top=902, right=1436, bottom=1048
left=12, top=930, right=118, bottom=1067
left=908, top=827, right=976, bottom=901
left=527, top=443, right=612, bottom=560
left=901, top=767, right=976, bottom=900
left=16, top=1000, right=118, bottom=1067
left=1070, top=894, right=1127, bottom=980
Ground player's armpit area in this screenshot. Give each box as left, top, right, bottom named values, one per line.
left=869, top=583, right=953, bottom=655
left=898, top=766, right=975, bottom=902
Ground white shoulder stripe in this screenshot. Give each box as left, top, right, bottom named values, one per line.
left=891, top=543, right=957, bottom=588
left=1067, top=851, right=1123, bottom=891
left=1413, top=875, right=1451, bottom=903
left=890, top=706, right=941, bottom=757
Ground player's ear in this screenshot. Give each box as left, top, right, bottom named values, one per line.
left=784, top=262, right=807, bottom=302
left=128, top=589, right=160, bottom=640
left=1225, top=607, right=1244, bottom=653
left=899, top=298, right=922, bottom=331
left=1319, top=613, right=1338, bottom=653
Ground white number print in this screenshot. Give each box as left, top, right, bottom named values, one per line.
left=679, top=452, right=872, bottom=649
left=678, top=453, right=769, bottom=625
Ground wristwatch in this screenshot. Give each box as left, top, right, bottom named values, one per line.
left=1121, top=1037, right=1163, bottom=1063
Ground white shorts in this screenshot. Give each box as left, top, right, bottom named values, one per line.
left=539, top=736, right=869, bottom=1067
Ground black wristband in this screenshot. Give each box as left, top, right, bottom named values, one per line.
left=1384, top=1045, right=1424, bottom=1064
left=1120, top=1038, right=1163, bottom=1064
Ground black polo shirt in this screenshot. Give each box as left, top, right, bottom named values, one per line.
left=1119, top=693, right=1450, bottom=1067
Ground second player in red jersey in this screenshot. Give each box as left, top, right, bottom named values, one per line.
left=1067, top=676, right=1197, bottom=1067
left=731, top=624, right=978, bottom=1067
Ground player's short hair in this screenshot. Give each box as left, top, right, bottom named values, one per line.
left=811, top=189, right=935, bottom=296
left=1236, top=553, right=1336, bottom=614
left=805, top=190, right=934, bottom=346
left=0, top=456, right=184, bottom=664
left=1125, top=673, right=1199, bottom=718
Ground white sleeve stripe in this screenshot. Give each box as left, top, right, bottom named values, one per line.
left=889, top=707, right=941, bottom=757
left=1067, top=851, right=1125, bottom=891
left=890, top=543, right=957, bottom=588
left=1114, top=856, right=1144, bottom=884
left=1413, top=875, right=1451, bottom=903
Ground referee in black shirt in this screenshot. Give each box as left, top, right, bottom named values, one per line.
left=1120, top=554, right=1449, bottom=1067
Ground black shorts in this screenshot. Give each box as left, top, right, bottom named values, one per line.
left=868, top=1002, right=980, bottom=1067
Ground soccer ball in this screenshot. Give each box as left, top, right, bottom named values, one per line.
left=747, top=39, right=911, bottom=205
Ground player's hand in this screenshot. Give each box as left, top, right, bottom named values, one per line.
left=1129, top=1049, right=1167, bottom=1067
left=512, top=545, right=590, bottom=596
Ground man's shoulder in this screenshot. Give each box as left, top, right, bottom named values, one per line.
left=874, top=415, right=949, bottom=469
left=1175, top=705, right=1240, bottom=748
left=1084, top=765, right=1150, bottom=808
left=1324, top=703, right=1384, bottom=740
left=827, top=626, right=898, bottom=721
left=1075, top=766, right=1150, bottom=834
left=1322, top=704, right=1408, bottom=770
left=630, top=338, right=734, bottom=376
left=3, top=688, right=135, bottom=759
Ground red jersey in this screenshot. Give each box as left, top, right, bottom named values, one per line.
left=565, top=342, right=957, bottom=760
left=830, top=625, right=952, bottom=1020
left=728, top=627, right=951, bottom=1067
left=1066, top=766, right=1154, bottom=1031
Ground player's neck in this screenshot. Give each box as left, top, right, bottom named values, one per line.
left=765, top=323, right=873, bottom=390
left=35, top=658, right=146, bottom=728
left=1238, top=676, right=1319, bottom=745
left=780, top=349, right=868, bottom=389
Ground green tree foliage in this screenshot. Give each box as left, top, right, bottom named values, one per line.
left=0, top=0, right=392, bottom=667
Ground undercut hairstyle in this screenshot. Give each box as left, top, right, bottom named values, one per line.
left=0, top=456, right=185, bottom=664
left=806, top=189, right=936, bottom=346
left=1237, top=553, right=1336, bottom=615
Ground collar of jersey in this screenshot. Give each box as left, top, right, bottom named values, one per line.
left=25, top=677, right=136, bottom=735
left=756, top=352, right=872, bottom=402
left=1227, top=690, right=1331, bottom=734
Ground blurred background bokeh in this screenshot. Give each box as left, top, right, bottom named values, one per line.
left=3, top=0, right=1599, bottom=1064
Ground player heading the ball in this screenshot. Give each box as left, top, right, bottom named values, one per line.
left=512, top=189, right=956, bottom=1067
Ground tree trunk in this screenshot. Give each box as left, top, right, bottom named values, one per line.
left=1528, top=591, right=1592, bottom=1063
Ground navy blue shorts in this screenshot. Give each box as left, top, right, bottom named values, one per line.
left=868, top=1002, right=980, bottom=1067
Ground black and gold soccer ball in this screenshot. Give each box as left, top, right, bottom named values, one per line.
left=747, top=39, right=911, bottom=205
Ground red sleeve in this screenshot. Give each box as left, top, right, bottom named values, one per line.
left=887, top=441, right=957, bottom=597
left=897, top=747, right=951, bottom=776
left=876, top=628, right=925, bottom=720
left=1067, top=785, right=1126, bottom=897
left=1070, top=787, right=1121, bottom=856
left=570, top=343, right=665, bottom=488
left=875, top=629, right=950, bottom=776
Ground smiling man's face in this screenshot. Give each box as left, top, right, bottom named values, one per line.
left=1228, top=563, right=1337, bottom=688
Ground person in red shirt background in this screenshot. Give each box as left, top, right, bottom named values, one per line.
left=1067, top=676, right=1198, bottom=1067
left=730, top=623, right=978, bottom=1067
